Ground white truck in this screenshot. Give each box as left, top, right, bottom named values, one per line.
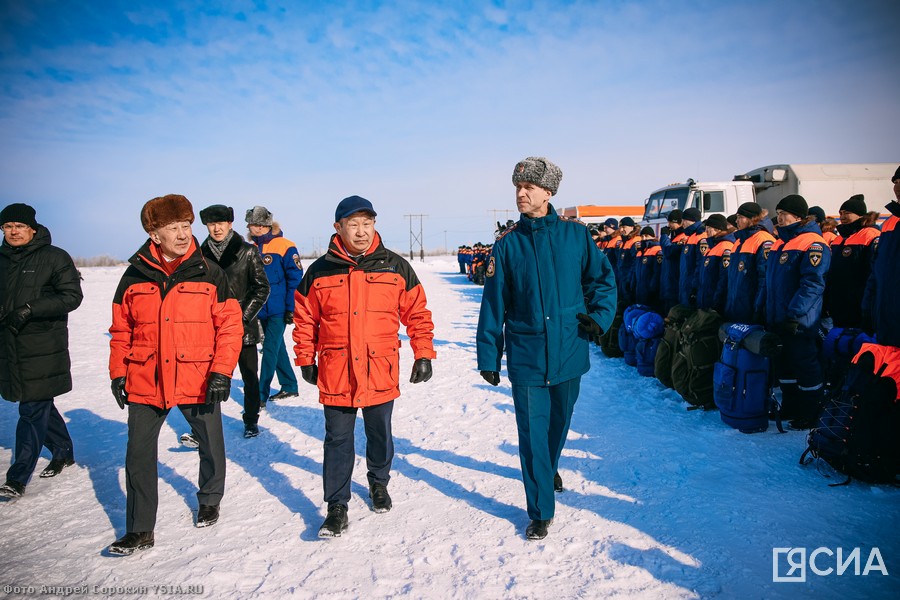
left=641, top=163, right=896, bottom=234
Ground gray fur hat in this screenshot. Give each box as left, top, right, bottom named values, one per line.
left=245, top=205, right=273, bottom=227
left=512, top=156, right=563, bottom=196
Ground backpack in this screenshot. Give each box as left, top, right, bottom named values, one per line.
left=821, top=327, right=876, bottom=398
left=671, top=308, right=724, bottom=408
left=634, top=311, right=665, bottom=377
left=800, top=349, right=900, bottom=486
left=713, top=323, right=782, bottom=433
left=655, top=304, right=696, bottom=388
left=600, top=310, right=625, bottom=358
left=619, top=304, right=651, bottom=367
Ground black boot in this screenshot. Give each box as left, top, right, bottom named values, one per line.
left=0, top=480, right=25, bottom=500
left=318, top=504, right=349, bottom=538
left=108, top=531, right=155, bottom=555
left=369, top=483, right=392, bottom=513
left=196, top=504, right=220, bottom=528
left=553, top=472, right=563, bottom=493
left=40, top=458, right=75, bottom=478
left=526, top=519, right=553, bottom=540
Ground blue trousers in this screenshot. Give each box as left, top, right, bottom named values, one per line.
left=259, top=316, right=298, bottom=399
left=7, top=399, right=74, bottom=486
left=511, top=377, right=581, bottom=520
left=776, top=330, right=824, bottom=421
left=322, top=401, right=394, bottom=509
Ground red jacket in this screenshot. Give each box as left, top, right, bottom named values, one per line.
left=293, top=232, right=436, bottom=408
left=109, top=239, right=243, bottom=409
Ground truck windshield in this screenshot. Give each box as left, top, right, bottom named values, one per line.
left=644, top=187, right=689, bottom=220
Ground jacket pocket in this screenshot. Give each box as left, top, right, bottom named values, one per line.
left=175, top=346, right=214, bottom=397
left=367, top=340, right=399, bottom=392
left=313, top=277, right=349, bottom=316
left=172, top=285, right=214, bottom=323
left=125, top=345, right=158, bottom=396
left=365, top=273, right=402, bottom=312
left=318, top=347, right=350, bottom=396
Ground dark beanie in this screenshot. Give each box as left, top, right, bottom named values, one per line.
left=704, top=213, right=729, bottom=231
left=839, top=194, right=866, bottom=216
left=666, top=209, right=683, bottom=223
left=603, top=217, right=618, bottom=229
left=199, top=204, right=235, bottom=225
left=0, top=203, right=39, bottom=229
left=727, top=214, right=738, bottom=229
left=640, top=226, right=655, bottom=237
left=807, top=206, right=826, bottom=224
left=893, top=165, right=900, bottom=183
left=737, top=202, right=762, bottom=219
left=620, top=216, right=636, bottom=227
left=776, top=194, right=808, bottom=219
left=682, top=207, right=702, bottom=222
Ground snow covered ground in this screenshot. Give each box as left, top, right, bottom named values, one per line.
left=1, top=257, right=898, bottom=599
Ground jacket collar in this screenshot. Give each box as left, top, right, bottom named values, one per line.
left=202, top=231, right=244, bottom=268
left=777, top=219, right=819, bottom=243
left=327, top=231, right=385, bottom=266
left=516, top=203, right=558, bottom=233
left=131, top=237, right=206, bottom=281
left=0, top=225, right=51, bottom=259
left=836, top=218, right=865, bottom=239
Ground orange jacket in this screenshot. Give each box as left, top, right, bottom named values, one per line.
left=109, top=239, right=243, bottom=409
left=293, top=232, right=436, bottom=408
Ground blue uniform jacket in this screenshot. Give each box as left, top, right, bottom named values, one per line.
left=696, top=233, right=735, bottom=313
left=633, top=242, right=662, bottom=312
left=722, top=226, right=775, bottom=324
left=678, top=221, right=706, bottom=307
left=658, top=229, right=687, bottom=307
left=760, top=220, right=830, bottom=332
left=863, top=202, right=900, bottom=346
left=252, top=228, right=304, bottom=320
left=476, top=207, right=617, bottom=386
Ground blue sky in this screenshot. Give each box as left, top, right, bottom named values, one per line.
left=1, top=0, right=897, bottom=258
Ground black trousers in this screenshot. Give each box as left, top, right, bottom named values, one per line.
left=322, top=401, right=394, bottom=509
left=7, top=398, right=74, bottom=485
left=125, top=402, right=225, bottom=533
left=238, top=344, right=261, bottom=425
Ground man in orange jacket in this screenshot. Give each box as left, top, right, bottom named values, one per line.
left=293, top=195, right=435, bottom=537
left=107, top=194, right=243, bottom=555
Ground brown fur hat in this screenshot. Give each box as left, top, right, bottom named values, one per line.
left=141, top=194, right=194, bottom=232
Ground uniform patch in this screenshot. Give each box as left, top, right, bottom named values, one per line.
left=809, top=249, right=823, bottom=267
left=699, top=240, right=709, bottom=255
left=263, top=255, right=273, bottom=265
left=722, top=255, right=730, bottom=268
left=842, top=246, right=852, bottom=257
left=683, top=246, right=690, bottom=255
left=486, top=255, right=496, bottom=278
left=657, top=254, right=663, bottom=264
left=873, top=237, right=879, bottom=251
left=642, top=257, right=648, bottom=264
left=779, top=253, right=789, bottom=265
left=704, top=257, right=710, bottom=267
left=738, top=260, right=745, bottom=272
left=294, top=254, right=303, bottom=269
left=763, top=246, right=771, bottom=260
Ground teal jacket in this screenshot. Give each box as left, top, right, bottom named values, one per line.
left=476, top=206, right=617, bottom=386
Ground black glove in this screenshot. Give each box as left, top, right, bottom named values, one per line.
left=660, top=226, right=670, bottom=236
left=480, top=370, right=500, bottom=386
left=777, top=320, right=800, bottom=338
left=300, top=364, right=318, bottom=385
left=409, top=358, right=433, bottom=384
left=5, top=304, right=32, bottom=335
left=205, top=372, right=231, bottom=404
left=576, top=313, right=602, bottom=337
left=111, top=377, right=128, bottom=410
left=284, top=312, right=294, bottom=325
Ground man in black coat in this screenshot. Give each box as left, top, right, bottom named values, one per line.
left=197, top=204, right=270, bottom=438
left=0, top=203, right=83, bottom=499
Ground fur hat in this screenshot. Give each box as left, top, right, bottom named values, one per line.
left=512, top=157, right=563, bottom=196
left=140, top=194, right=194, bottom=233
left=776, top=194, right=808, bottom=219
left=839, top=194, right=867, bottom=216
left=682, top=207, right=702, bottom=223
left=0, top=203, right=38, bottom=229
left=704, top=213, right=729, bottom=232
left=199, top=204, right=235, bottom=225
left=245, top=205, right=273, bottom=227
left=807, top=205, right=826, bottom=224
left=737, top=202, right=762, bottom=219
left=666, top=209, right=683, bottom=223
left=603, top=217, right=618, bottom=229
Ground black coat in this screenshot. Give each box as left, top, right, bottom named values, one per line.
left=0, top=226, right=83, bottom=402
left=201, top=232, right=270, bottom=345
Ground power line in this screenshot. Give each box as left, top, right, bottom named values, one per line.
left=404, top=214, right=427, bottom=261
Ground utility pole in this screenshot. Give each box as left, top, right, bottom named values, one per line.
left=405, top=214, right=427, bottom=261
left=487, top=209, right=517, bottom=237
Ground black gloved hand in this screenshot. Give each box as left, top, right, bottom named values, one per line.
left=409, top=358, right=433, bottom=384
left=576, top=313, right=602, bottom=337
left=284, top=312, right=294, bottom=325
left=480, top=370, right=500, bottom=386
left=660, top=226, right=670, bottom=236
left=111, top=377, right=128, bottom=410
left=300, top=364, right=318, bottom=385
left=777, top=320, right=799, bottom=338
left=205, top=372, right=231, bottom=404
left=5, top=304, right=32, bottom=335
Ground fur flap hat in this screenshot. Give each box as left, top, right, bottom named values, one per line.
left=140, top=194, right=194, bottom=232
left=512, top=156, right=563, bottom=196
left=245, top=205, right=274, bottom=227
left=199, top=204, right=235, bottom=225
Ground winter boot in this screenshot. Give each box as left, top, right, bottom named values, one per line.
left=553, top=472, right=563, bottom=493
left=108, top=531, right=154, bottom=555
left=180, top=432, right=200, bottom=449
left=318, top=504, right=349, bottom=538
left=243, top=423, right=260, bottom=439
left=0, top=480, right=25, bottom=500
left=526, top=519, right=552, bottom=540
left=270, top=390, right=299, bottom=401
left=40, top=458, right=75, bottom=478
left=369, top=483, right=392, bottom=513
left=196, top=504, right=220, bottom=528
